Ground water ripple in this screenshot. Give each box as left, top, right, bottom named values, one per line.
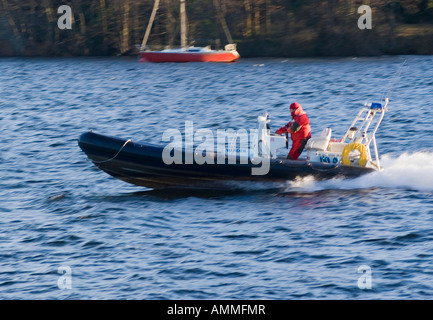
left=1, top=56, right=433, bottom=299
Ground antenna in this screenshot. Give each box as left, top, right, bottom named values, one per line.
left=380, top=59, right=407, bottom=104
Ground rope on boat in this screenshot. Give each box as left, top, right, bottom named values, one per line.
left=92, top=139, right=132, bottom=164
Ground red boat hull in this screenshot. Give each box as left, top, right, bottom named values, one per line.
left=139, top=51, right=240, bottom=63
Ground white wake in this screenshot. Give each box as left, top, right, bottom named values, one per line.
left=285, top=152, right=433, bottom=193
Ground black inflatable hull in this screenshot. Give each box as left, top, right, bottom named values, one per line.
left=77, top=131, right=375, bottom=189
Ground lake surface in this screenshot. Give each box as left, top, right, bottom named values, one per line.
left=1, top=55, right=433, bottom=299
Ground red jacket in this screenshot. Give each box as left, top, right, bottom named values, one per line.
left=276, top=102, right=311, bottom=141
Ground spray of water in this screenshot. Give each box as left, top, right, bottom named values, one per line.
left=285, top=152, right=433, bottom=193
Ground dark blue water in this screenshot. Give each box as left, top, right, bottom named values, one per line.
left=1, top=56, right=433, bottom=299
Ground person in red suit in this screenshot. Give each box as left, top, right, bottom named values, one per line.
left=275, top=102, right=312, bottom=160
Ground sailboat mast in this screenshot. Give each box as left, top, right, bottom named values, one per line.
left=141, top=0, right=160, bottom=51
left=213, top=0, right=234, bottom=44
left=180, top=0, right=187, bottom=49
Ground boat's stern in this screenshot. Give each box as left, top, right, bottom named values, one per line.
left=304, top=99, right=389, bottom=171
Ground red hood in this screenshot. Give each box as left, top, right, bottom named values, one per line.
left=290, top=102, right=305, bottom=117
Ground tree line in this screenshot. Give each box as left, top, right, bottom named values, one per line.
left=0, top=0, right=432, bottom=57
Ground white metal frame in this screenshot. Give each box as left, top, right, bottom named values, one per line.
left=340, top=98, right=389, bottom=169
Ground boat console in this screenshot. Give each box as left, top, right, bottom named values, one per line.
left=253, top=112, right=288, bottom=159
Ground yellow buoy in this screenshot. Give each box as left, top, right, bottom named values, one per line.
left=341, top=142, right=368, bottom=167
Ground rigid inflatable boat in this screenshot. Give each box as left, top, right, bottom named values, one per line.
left=78, top=99, right=388, bottom=189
